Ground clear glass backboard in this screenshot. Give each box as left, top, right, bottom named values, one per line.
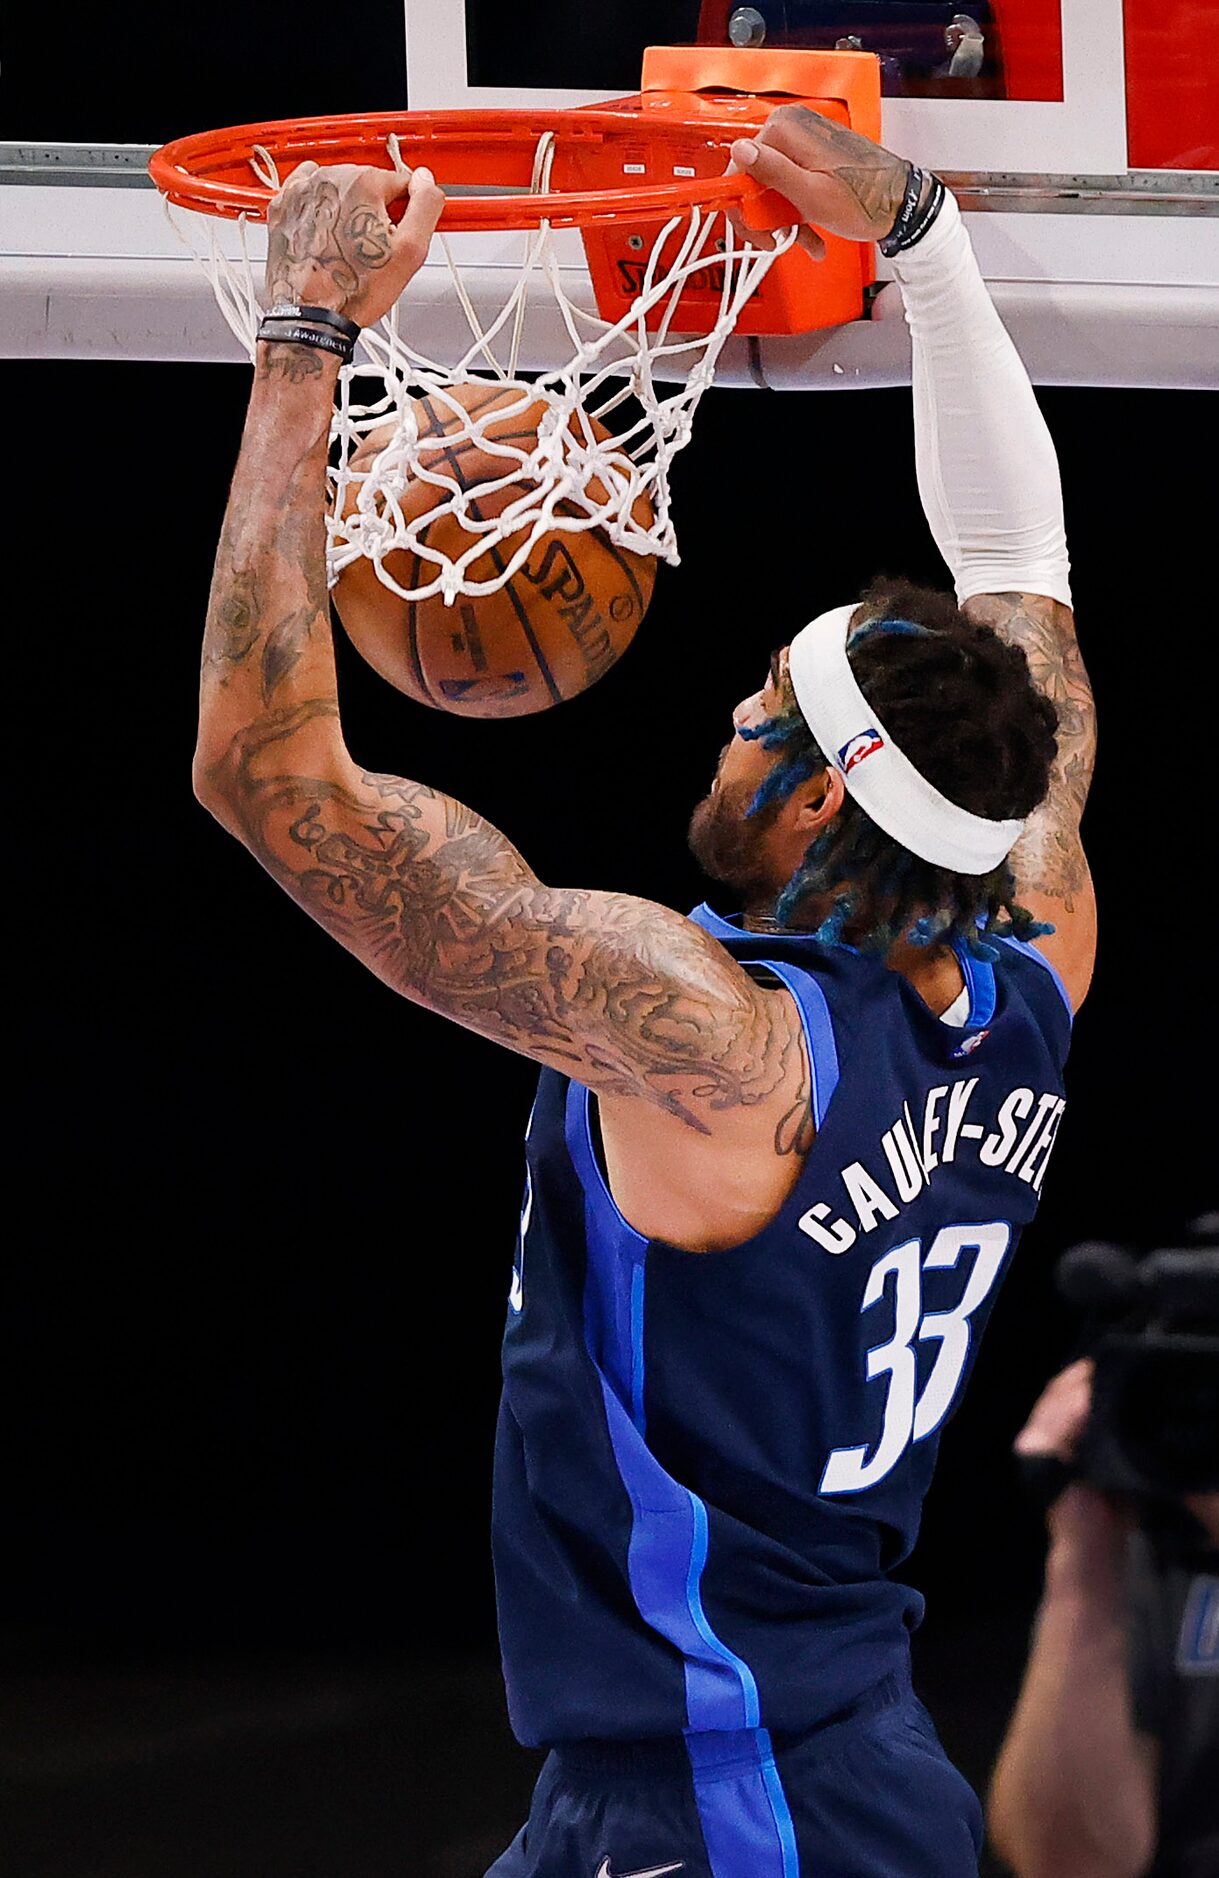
left=1, top=0, right=1216, bottom=384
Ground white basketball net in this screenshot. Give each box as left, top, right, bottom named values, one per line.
left=175, top=133, right=797, bottom=604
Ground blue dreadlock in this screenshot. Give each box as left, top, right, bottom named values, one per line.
left=847, top=616, right=932, bottom=645
left=737, top=710, right=819, bottom=818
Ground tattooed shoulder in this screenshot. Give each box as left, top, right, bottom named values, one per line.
left=963, top=589, right=1097, bottom=907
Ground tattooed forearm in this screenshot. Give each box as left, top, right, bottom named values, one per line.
left=208, top=573, right=262, bottom=667
left=259, top=342, right=328, bottom=384
left=197, top=350, right=344, bottom=762
left=205, top=710, right=792, bottom=1133
left=258, top=603, right=322, bottom=702
left=964, top=591, right=1097, bottom=904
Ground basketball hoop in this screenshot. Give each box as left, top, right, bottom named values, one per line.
left=149, top=53, right=878, bottom=606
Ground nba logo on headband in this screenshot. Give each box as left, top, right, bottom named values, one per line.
left=838, top=728, right=885, bottom=774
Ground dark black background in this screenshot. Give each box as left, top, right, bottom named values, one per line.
left=0, top=5, right=410, bottom=143
left=0, top=0, right=704, bottom=141
left=4, top=3, right=1216, bottom=1871
left=467, top=0, right=703, bottom=94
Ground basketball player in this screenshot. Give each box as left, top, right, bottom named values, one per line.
left=194, top=106, right=1096, bottom=1878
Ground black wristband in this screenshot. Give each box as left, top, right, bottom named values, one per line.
left=262, top=301, right=361, bottom=340
left=908, top=174, right=946, bottom=248
left=256, top=322, right=353, bottom=361
left=878, top=164, right=922, bottom=256
left=878, top=167, right=946, bottom=257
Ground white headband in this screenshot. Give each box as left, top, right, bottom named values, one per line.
left=786, top=604, right=1025, bottom=875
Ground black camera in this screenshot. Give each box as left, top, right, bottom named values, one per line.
left=1057, top=1222, right=1219, bottom=1501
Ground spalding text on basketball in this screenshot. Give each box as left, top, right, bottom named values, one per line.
left=524, top=538, right=631, bottom=681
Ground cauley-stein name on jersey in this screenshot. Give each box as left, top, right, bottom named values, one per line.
left=798, top=1075, right=1066, bottom=1255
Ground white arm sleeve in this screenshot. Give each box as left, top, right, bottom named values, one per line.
left=891, top=189, right=1072, bottom=609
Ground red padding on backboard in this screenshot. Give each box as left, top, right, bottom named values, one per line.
left=1124, top=0, right=1219, bottom=169
left=696, top=2, right=733, bottom=46
left=990, top=0, right=1063, bottom=101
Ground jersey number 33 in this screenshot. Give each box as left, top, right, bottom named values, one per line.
left=820, top=1221, right=1011, bottom=1495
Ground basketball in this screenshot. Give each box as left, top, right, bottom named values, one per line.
left=333, top=381, right=656, bottom=718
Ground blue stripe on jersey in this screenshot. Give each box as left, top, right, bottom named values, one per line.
left=629, top=1262, right=646, bottom=1428
left=565, top=1081, right=766, bottom=1736
left=954, top=943, right=997, bottom=1028
left=686, top=1727, right=801, bottom=1878
left=758, top=1735, right=802, bottom=1878
left=686, top=906, right=842, bottom=1121
left=688, top=903, right=752, bottom=941
left=685, top=1494, right=761, bottom=1728
left=565, top=1079, right=647, bottom=1398
left=748, top=958, right=840, bottom=1128
left=590, top=1372, right=760, bottom=1727
left=998, top=934, right=1074, bottom=1019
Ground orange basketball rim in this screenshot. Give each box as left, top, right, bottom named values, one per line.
left=150, top=46, right=882, bottom=336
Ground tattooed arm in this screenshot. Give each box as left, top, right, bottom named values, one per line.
left=195, top=159, right=444, bottom=778
left=202, top=735, right=794, bottom=1135
left=965, top=594, right=1097, bottom=1007
left=195, top=159, right=793, bottom=1146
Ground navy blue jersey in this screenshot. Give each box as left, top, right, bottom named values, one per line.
left=493, top=905, right=1072, bottom=1749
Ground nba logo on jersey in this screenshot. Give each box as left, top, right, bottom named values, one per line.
left=838, top=728, right=885, bottom=773
left=951, top=1028, right=990, bottom=1059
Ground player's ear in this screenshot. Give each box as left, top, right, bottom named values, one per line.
left=792, top=765, right=845, bottom=831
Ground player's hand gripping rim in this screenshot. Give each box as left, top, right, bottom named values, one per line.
left=722, top=102, right=915, bottom=260
left=264, top=161, right=445, bottom=330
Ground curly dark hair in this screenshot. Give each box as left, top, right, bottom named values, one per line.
left=743, top=577, right=1060, bottom=957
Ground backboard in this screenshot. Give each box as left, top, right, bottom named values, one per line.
left=2, top=0, right=1216, bottom=386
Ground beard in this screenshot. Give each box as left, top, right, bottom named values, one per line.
left=687, top=752, right=785, bottom=907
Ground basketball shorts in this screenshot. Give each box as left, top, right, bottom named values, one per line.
left=486, top=1671, right=983, bottom=1878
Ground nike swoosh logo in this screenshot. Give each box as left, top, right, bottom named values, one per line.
left=594, top=1862, right=684, bottom=1878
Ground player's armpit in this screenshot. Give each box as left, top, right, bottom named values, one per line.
left=963, top=591, right=1098, bottom=1012
left=195, top=718, right=794, bottom=1136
